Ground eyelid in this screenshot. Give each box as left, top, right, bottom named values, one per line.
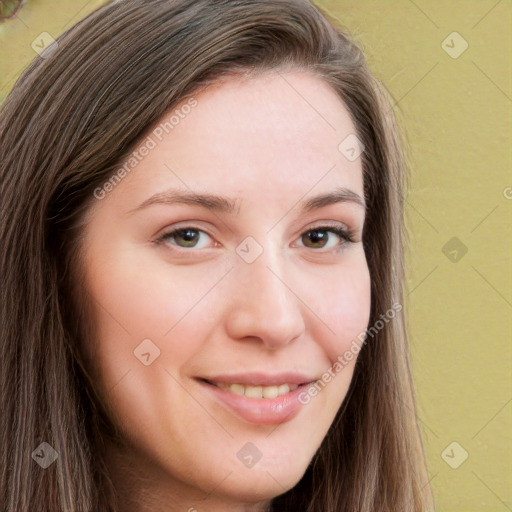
left=153, top=219, right=215, bottom=241
left=301, top=220, right=351, bottom=234
left=297, top=220, right=355, bottom=240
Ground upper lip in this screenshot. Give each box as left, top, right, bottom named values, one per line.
left=197, top=372, right=318, bottom=387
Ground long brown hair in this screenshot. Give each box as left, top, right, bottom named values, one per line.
left=0, top=1, right=435, bottom=510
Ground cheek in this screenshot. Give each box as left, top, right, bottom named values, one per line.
left=80, top=251, right=229, bottom=451
left=81, top=246, right=230, bottom=388
left=306, top=249, right=372, bottom=363
left=290, top=249, right=371, bottom=411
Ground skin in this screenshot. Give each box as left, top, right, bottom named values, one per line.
left=80, top=70, right=371, bottom=512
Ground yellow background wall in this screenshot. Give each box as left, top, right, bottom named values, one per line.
left=1, top=1, right=510, bottom=510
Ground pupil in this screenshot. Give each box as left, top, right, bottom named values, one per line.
left=179, top=229, right=198, bottom=245
left=306, top=229, right=326, bottom=247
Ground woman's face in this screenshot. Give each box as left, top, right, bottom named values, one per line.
left=81, top=70, right=371, bottom=510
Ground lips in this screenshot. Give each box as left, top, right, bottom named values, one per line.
left=195, top=372, right=319, bottom=425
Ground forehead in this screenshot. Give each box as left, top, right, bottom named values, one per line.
left=96, top=71, right=364, bottom=212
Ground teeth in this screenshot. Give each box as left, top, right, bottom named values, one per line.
left=230, top=383, right=245, bottom=396
left=214, top=382, right=299, bottom=399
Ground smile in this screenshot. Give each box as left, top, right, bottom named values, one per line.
left=211, top=382, right=299, bottom=399
left=196, top=374, right=318, bottom=425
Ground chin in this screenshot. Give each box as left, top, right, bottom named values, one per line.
left=215, top=462, right=306, bottom=503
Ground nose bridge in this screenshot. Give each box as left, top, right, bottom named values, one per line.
left=225, top=237, right=305, bottom=348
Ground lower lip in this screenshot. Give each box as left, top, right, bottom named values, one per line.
left=197, top=380, right=311, bottom=425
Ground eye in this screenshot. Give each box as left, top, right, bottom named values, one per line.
left=157, top=227, right=213, bottom=249
left=298, top=226, right=354, bottom=250
left=155, top=224, right=355, bottom=252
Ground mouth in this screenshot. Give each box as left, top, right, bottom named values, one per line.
left=195, top=375, right=318, bottom=425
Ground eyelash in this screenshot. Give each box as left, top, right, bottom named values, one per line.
left=155, top=224, right=355, bottom=253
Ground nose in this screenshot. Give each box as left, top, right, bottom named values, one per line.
left=224, top=246, right=306, bottom=350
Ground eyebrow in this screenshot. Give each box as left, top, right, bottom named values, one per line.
left=128, top=186, right=365, bottom=215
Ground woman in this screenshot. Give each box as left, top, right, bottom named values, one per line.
left=0, top=0, right=435, bottom=510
